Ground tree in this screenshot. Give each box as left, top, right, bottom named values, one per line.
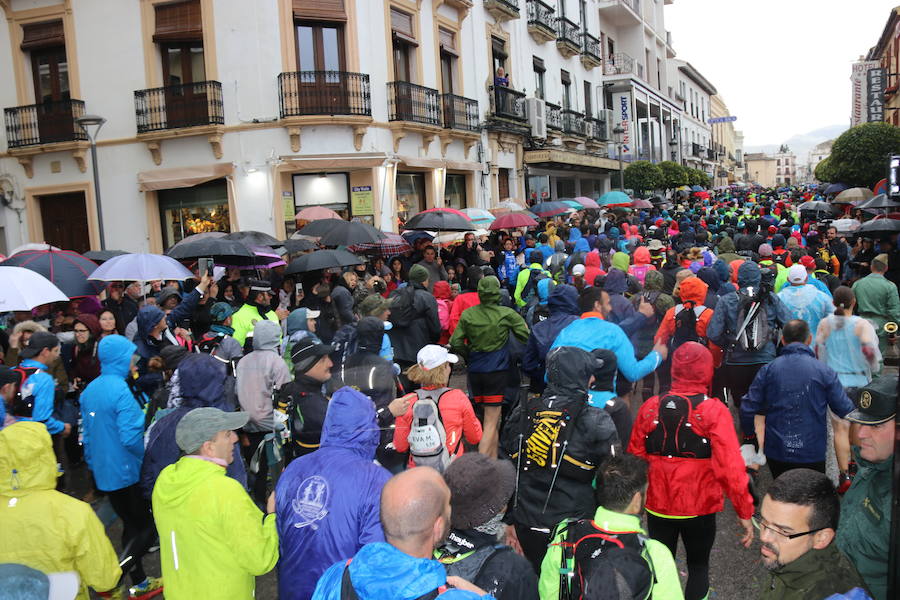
left=685, top=168, right=709, bottom=188
left=813, top=156, right=836, bottom=183
left=623, top=161, right=664, bottom=194
left=828, top=122, right=900, bottom=187
left=658, top=161, right=689, bottom=190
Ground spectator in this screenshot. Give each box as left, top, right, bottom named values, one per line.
left=274, top=339, right=334, bottom=463
left=387, top=264, right=441, bottom=388
left=851, top=254, right=900, bottom=355
left=416, top=246, right=449, bottom=292
left=103, top=281, right=139, bottom=335
left=329, top=271, right=357, bottom=328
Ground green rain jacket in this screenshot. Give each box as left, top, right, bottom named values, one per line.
left=758, top=543, right=867, bottom=600
left=451, top=276, right=529, bottom=363
left=152, top=455, right=279, bottom=599
left=851, top=272, right=900, bottom=353
left=514, top=263, right=552, bottom=307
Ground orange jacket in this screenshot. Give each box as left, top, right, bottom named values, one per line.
left=654, top=277, right=722, bottom=366
left=393, top=386, right=482, bottom=467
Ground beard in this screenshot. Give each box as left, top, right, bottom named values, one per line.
left=761, top=542, right=783, bottom=571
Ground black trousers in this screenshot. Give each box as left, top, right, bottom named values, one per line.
left=515, top=523, right=551, bottom=575
left=107, top=483, right=155, bottom=585
left=647, top=512, right=717, bottom=600
left=242, top=431, right=271, bottom=507
left=768, top=458, right=826, bottom=480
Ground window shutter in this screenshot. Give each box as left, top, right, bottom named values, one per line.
left=532, top=56, right=545, bottom=72
left=391, top=8, right=414, bottom=37
left=294, top=0, right=346, bottom=21
left=154, top=0, right=202, bottom=43
left=20, top=20, right=64, bottom=51
left=439, top=28, right=457, bottom=56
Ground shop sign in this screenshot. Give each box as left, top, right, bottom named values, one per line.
left=351, top=186, right=374, bottom=215
left=611, top=90, right=632, bottom=161
left=283, top=192, right=295, bottom=220
left=867, top=67, right=885, bottom=122
left=851, top=60, right=880, bottom=126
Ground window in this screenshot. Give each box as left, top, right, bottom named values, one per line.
left=499, top=168, right=511, bottom=200
left=445, top=174, right=467, bottom=209
left=557, top=177, right=576, bottom=198
left=656, top=58, right=662, bottom=89
left=296, top=22, right=345, bottom=72
left=644, top=49, right=650, bottom=82
left=391, top=8, right=417, bottom=82
left=606, top=36, right=615, bottom=59
left=558, top=0, right=566, bottom=18
left=491, top=36, right=508, bottom=79
left=533, top=56, right=545, bottom=99
left=583, top=81, right=592, bottom=118
left=561, top=70, right=571, bottom=109
left=397, top=172, right=426, bottom=219
left=439, top=28, right=457, bottom=94
left=158, top=179, right=230, bottom=250
left=23, top=21, right=69, bottom=104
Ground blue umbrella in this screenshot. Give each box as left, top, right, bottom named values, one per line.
left=530, top=201, right=571, bottom=217
left=88, top=253, right=194, bottom=281
left=690, top=185, right=704, bottom=192
left=824, top=182, right=849, bottom=195
left=562, top=199, right=584, bottom=210
left=401, top=230, right=434, bottom=244
left=1, top=249, right=104, bottom=298
left=598, top=191, right=631, bottom=206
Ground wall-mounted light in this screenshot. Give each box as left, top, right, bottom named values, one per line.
left=318, top=172, right=327, bottom=178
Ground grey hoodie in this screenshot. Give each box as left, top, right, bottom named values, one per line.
left=235, top=320, right=293, bottom=431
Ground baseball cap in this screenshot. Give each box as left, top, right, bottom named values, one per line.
left=846, top=375, right=897, bottom=425
left=290, top=338, right=333, bottom=372
left=416, top=344, right=459, bottom=370
left=787, top=264, right=808, bottom=284
left=0, top=365, right=21, bottom=387
left=19, top=331, right=60, bottom=359
left=799, top=255, right=816, bottom=270
left=572, top=264, right=586, bottom=276
left=358, top=294, right=392, bottom=317
left=175, top=407, right=249, bottom=454
left=209, top=302, right=235, bottom=323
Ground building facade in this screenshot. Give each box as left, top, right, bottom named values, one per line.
left=744, top=152, right=776, bottom=188
left=709, top=93, right=741, bottom=187
left=866, top=7, right=900, bottom=127
left=808, top=138, right=834, bottom=183
left=673, top=59, right=714, bottom=176
left=773, top=145, right=796, bottom=186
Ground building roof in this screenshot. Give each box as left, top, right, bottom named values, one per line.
left=676, top=61, right=718, bottom=96
left=868, top=7, right=900, bottom=60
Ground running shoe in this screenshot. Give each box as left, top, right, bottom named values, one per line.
left=129, top=577, right=163, bottom=600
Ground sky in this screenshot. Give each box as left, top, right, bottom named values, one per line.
left=665, top=0, right=898, bottom=146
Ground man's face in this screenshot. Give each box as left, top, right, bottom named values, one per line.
left=758, top=496, right=819, bottom=570
left=525, top=238, right=535, bottom=247
left=858, top=419, right=896, bottom=463
left=206, top=430, right=238, bottom=464
left=378, top=309, right=390, bottom=321
left=827, top=227, right=836, bottom=240
left=423, top=248, right=436, bottom=263
left=595, top=291, right=612, bottom=318
left=41, top=345, right=61, bottom=363
left=108, top=283, right=123, bottom=301
left=126, top=282, right=142, bottom=299
left=306, top=355, right=333, bottom=382
left=464, top=234, right=475, bottom=247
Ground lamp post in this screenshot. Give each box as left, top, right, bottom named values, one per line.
left=75, top=114, right=107, bottom=250
left=613, top=124, right=625, bottom=191
left=668, top=137, right=678, bottom=163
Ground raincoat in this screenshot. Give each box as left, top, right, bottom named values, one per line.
left=276, top=387, right=391, bottom=600
left=758, top=544, right=866, bottom=600
left=0, top=422, right=121, bottom=599
left=231, top=302, right=280, bottom=347
left=152, top=455, right=279, bottom=599
left=18, top=358, right=64, bottom=434
left=79, top=335, right=146, bottom=492
left=654, top=277, right=722, bottom=365
left=522, top=284, right=580, bottom=389
left=628, top=246, right=655, bottom=285
left=777, top=283, right=834, bottom=344
left=513, top=261, right=551, bottom=307
left=851, top=272, right=900, bottom=352
left=602, top=269, right=648, bottom=337
left=582, top=251, right=605, bottom=286
left=235, top=320, right=293, bottom=432
left=815, top=315, right=881, bottom=389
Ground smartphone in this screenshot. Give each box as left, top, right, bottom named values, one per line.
left=199, top=257, right=214, bottom=276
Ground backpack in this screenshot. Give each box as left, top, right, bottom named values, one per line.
left=438, top=542, right=511, bottom=592
left=340, top=559, right=447, bottom=600
left=553, top=518, right=654, bottom=600
left=436, top=298, right=451, bottom=332
left=196, top=333, right=223, bottom=356
left=733, top=290, right=771, bottom=352
left=521, top=267, right=549, bottom=303
left=407, top=387, right=456, bottom=473
left=10, top=366, right=39, bottom=418
left=644, top=394, right=711, bottom=459
left=330, top=324, right=360, bottom=369
left=670, top=302, right=707, bottom=350
left=388, top=285, right=417, bottom=325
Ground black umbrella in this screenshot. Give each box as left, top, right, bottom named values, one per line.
left=855, top=194, right=900, bottom=211
left=282, top=238, right=317, bottom=253
left=857, top=218, right=900, bottom=237
left=318, top=221, right=387, bottom=247
left=798, top=201, right=834, bottom=213
left=0, top=249, right=104, bottom=298
left=285, top=249, right=364, bottom=275
left=403, top=209, right=474, bottom=231
left=298, top=219, right=343, bottom=237
left=224, top=230, right=282, bottom=247
left=166, top=238, right=256, bottom=261
left=83, top=250, right=129, bottom=263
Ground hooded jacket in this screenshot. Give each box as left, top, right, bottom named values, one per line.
left=504, top=346, right=619, bottom=529
left=582, top=251, right=605, bottom=287
left=79, top=335, right=146, bottom=492
left=602, top=269, right=647, bottom=337
left=235, top=320, right=293, bottom=432
left=141, top=354, right=247, bottom=498
left=627, top=342, right=754, bottom=520
left=629, top=270, right=675, bottom=359
left=388, top=280, right=441, bottom=363
left=654, top=277, right=722, bottom=365
left=152, top=455, right=279, bottom=599
left=707, top=261, right=792, bottom=365
left=628, top=246, right=656, bottom=285
left=0, top=422, right=121, bottom=599
left=276, top=387, right=392, bottom=600
left=522, top=285, right=580, bottom=390
left=133, top=289, right=201, bottom=364
left=716, top=236, right=741, bottom=264
left=696, top=267, right=720, bottom=308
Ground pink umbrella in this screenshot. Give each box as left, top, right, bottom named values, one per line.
left=295, top=206, right=342, bottom=221
left=631, top=198, right=653, bottom=209
left=490, top=212, right=538, bottom=230
left=574, top=196, right=600, bottom=209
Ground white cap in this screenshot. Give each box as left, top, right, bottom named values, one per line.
left=787, top=264, right=808, bottom=284
left=572, top=264, right=586, bottom=276
left=416, top=344, right=459, bottom=370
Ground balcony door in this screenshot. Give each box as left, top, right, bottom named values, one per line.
left=30, top=45, right=71, bottom=143
left=297, top=22, right=346, bottom=113
left=161, top=42, right=208, bottom=128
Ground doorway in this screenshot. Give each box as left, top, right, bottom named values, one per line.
left=31, top=45, right=72, bottom=143
left=39, top=192, right=89, bottom=253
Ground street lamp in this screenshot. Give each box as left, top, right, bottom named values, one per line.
left=668, top=137, right=678, bottom=163
left=75, top=114, right=107, bottom=250
left=613, top=125, right=625, bottom=191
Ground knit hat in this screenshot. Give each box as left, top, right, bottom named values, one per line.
left=209, top=302, right=235, bottom=323
left=409, top=264, right=429, bottom=284
left=443, top=453, right=516, bottom=529
left=799, top=255, right=816, bottom=269
left=357, top=294, right=392, bottom=317
left=758, top=243, right=773, bottom=257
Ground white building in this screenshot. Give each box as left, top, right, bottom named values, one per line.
left=673, top=59, right=714, bottom=176
left=808, top=138, right=834, bottom=182
left=774, top=144, right=796, bottom=186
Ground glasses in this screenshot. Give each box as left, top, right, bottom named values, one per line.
left=751, top=513, right=827, bottom=540
left=73, top=328, right=90, bottom=334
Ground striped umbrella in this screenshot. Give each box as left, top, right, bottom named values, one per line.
left=350, top=232, right=412, bottom=256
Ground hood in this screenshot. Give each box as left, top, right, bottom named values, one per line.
left=737, top=261, right=762, bottom=289
left=152, top=452, right=229, bottom=509
left=591, top=349, right=618, bottom=393
left=669, top=342, right=713, bottom=395
left=477, top=276, right=501, bottom=306
left=633, top=246, right=651, bottom=265
left=12, top=320, right=46, bottom=336
left=320, top=386, right=380, bottom=458
left=137, top=305, right=166, bottom=339
left=678, top=276, right=708, bottom=305
left=717, top=236, right=736, bottom=254
left=696, top=267, right=720, bottom=292
left=569, top=228, right=582, bottom=241
left=605, top=269, right=627, bottom=294
left=356, top=317, right=385, bottom=353
left=585, top=251, right=601, bottom=267
left=433, top=280, right=451, bottom=300
left=573, top=238, right=590, bottom=253
left=98, top=335, right=137, bottom=378
left=286, top=309, right=311, bottom=335
left=157, top=287, right=182, bottom=306
left=0, top=422, right=57, bottom=495
left=548, top=284, right=579, bottom=315
left=644, top=269, right=664, bottom=292
left=76, top=296, right=102, bottom=316
left=554, top=240, right=566, bottom=252
left=611, top=252, right=630, bottom=272
left=712, top=259, right=731, bottom=284
left=252, top=319, right=282, bottom=351
left=74, top=313, right=101, bottom=337
left=175, top=353, right=225, bottom=408
left=772, top=233, right=786, bottom=248
left=545, top=346, right=594, bottom=399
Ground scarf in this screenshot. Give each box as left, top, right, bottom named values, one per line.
left=210, top=323, right=235, bottom=336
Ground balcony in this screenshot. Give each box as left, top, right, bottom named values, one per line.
left=586, top=115, right=610, bottom=142
left=580, top=32, right=602, bottom=69
left=555, top=17, right=580, bottom=58
left=489, top=85, right=527, bottom=122
left=278, top=71, right=371, bottom=118
left=484, top=0, right=519, bottom=22
left=597, top=0, right=641, bottom=25
left=691, top=143, right=702, bottom=157
left=707, top=148, right=715, bottom=161
left=603, top=52, right=635, bottom=77
left=441, top=94, right=479, bottom=131
left=388, top=81, right=441, bottom=126
left=526, top=0, right=556, bottom=43
left=561, top=108, right=586, bottom=140
left=4, top=99, right=86, bottom=149
left=135, top=81, right=224, bottom=134
left=546, top=103, right=562, bottom=131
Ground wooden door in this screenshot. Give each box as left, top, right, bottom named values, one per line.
left=297, top=22, right=347, bottom=113
left=162, top=42, right=207, bottom=128
left=30, top=46, right=72, bottom=143
left=40, top=193, right=89, bottom=253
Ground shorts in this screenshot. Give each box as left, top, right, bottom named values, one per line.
left=468, top=371, right=505, bottom=405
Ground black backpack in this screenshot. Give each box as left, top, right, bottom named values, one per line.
left=733, top=290, right=771, bottom=352
left=553, top=518, right=654, bottom=600
left=340, top=559, right=447, bottom=600
left=521, top=267, right=549, bottom=303
left=670, top=301, right=707, bottom=350
left=644, top=394, right=712, bottom=459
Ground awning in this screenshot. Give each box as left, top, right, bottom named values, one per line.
left=524, top=149, right=620, bottom=172
left=138, top=163, right=234, bottom=192
left=399, top=157, right=483, bottom=171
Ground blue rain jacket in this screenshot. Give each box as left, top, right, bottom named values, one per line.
left=523, top=285, right=580, bottom=382
left=19, top=358, right=64, bottom=434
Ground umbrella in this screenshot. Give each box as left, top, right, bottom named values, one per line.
left=285, top=249, right=364, bottom=275
left=855, top=194, right=900, bottom=211
left=574, top=196, right=600, bottom=209
left=631, top=198, right=653, bottom=209
left=298, top=218, right=343, bottom=238
left=223, top=230, right=282, bottom=248
left=169, top=232, right=227, bottom=250
left=88, top=253, right=194, bottom=281
left=282, top=237, right=317, bottom=253
left=833, top=187, right=874, bottom=205
left=0, top=266, right=70, bottom=311
left=350, top=232, right=412, bottom=256
left=83, top=250, right=129, bottom=263
left=529, top=201, right=570, bottom=217
left=831, top=218, right=861, bottom=234
left=857, top=218, right=900, bottom=236
left=295, top=206, right=341, bottom=221
left=823, top=182, right=849, bottom=195
left=562, top=199, right=584, bottom=210
left=1, top=249, right=104, bottom=298
left=598, top=191, right=631, bottom=207
left=317, top=220, right=387, bottom=247
left=461, top=207, right=496, bottom=225
left=9, top=243, right=61, bottom=256
left=490, top=212, right=538, bottom=230
left=404, top=208, right=475, bottom=231
left=490, top=200, right=527, bottom=215
left=218, top=246, right=287, bottom=269
left=166, top=238, right=256, bottom=261
left=401, top=230, right=435, bottom=244
left=690, top=185, right=704, bottom=192
left=432, top=229, right=489, bottom=245
left=798, top=201, right=835, bottom=213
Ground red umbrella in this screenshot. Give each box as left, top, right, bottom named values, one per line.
left=631, top=198, right=653, bottom=209
left=490, top=212, right=538, bottom=230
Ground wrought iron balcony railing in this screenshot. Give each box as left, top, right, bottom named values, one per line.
left=135, top=81, right=224, bottom=134
left=489, top=85, right=527, bottom=122
left=561, top=108, right=585, bottom=136
left=388, top=81, right=441, bottom=126
left=441, top=93, right=479, bottom=131
left=278, top=71, right=371, bottom=118
left=4, top=99, right=87, bottom=148
left=546, top=103, right=562, bottom=130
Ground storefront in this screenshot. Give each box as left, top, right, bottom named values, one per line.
left=292, top=173, right=351, bottom=224
left=525, top=149, right=619, bottom=203
left=158, top=179, right=230, bottom=250
left=444, top=173, right=468, bottom=210
left=396, top=172, right=426, bottom=221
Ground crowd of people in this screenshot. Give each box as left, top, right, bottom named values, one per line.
left=0, top=184, right=898, bottom=600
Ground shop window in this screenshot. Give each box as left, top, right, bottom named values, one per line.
left=158, top=179, right=229, bottom=250
left=557, top=177, right=576, bottom=198
left=293, top=172, right=350, bottom=217
left=397, top=172, right=426, bottom=221
left=528, top=175, right=550, bottom=204
left=445, top=173, right=467, bottom=209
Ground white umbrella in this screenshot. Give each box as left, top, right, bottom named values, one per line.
left=88, top=253, right=194, bottom=281
left=0, top=266, right=69, bottom=311
left=9, top=242, right=61, bottom=256
left=831, top=218, right=861, bottom=234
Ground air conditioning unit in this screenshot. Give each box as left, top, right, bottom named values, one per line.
left=596, top=109, right=613, bottom=141
left=526, top=97, right=547, bottom=139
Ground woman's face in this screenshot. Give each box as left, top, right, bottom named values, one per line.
left=73, top=322, right=91, bottom=344
left=99, top=311, right=117, bottom=332
left=373, top=258, right=384, bottom=270
left=391, top=259, right=402, bottom=273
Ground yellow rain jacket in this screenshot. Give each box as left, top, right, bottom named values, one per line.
left=0, top=421, right=121, bottom=599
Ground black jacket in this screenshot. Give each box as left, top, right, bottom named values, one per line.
left=436, top=529, right=538, bottom=600
left=276, top=374, right=329, bottom=462
left=387, top=282, right=440, bottom=363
